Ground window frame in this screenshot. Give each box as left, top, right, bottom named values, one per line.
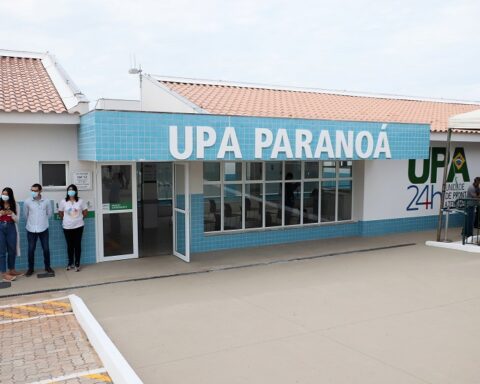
left=203, top=160, right=354, bottom=233
left=39, top=161, right=69, bottom=190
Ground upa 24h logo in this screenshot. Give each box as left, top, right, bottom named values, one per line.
left=406, top=147, right=469, bottom=211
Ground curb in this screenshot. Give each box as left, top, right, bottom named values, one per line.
left=69, top=294, right=143, bottom=384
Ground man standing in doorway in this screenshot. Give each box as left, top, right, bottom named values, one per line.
left=465, top=177, right=480, bottom=238
left=24, top=184, right=54, bottom=276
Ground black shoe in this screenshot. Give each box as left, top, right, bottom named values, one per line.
left=45, top=267, right=55, bottom=274
left=25, top=269, right=34, bottom=277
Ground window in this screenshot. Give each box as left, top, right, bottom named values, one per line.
left=40, top=162, right=68, bottom=188
left=203, top=161, right=353, bottom=232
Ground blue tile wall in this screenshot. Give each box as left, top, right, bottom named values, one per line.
left=9, top=198, right=460, bottom=269
left=12, top=202, right=96, bottom=271
left=190, top=194, right=462, bottom=253
left=78, top=112, right=97, bottom=161
left=79, top=111, right=430, bottom=162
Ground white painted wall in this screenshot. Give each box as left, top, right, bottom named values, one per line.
left=362, top=141, right=480, bottom=220
left=0, top=123, right=96, bottom=211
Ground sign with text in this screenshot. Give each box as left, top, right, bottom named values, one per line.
left=81, top=111, right=430, bottom=162
left=72, top=171, right=92, bottom=190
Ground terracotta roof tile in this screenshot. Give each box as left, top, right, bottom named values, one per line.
left=0, top=56, right=66, bottom=113
left=160, top=81, right=480, bottom=133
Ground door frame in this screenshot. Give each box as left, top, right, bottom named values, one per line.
left=172, top=162, right=190, bottom=262
left=95, top=162, right=139, bottom=262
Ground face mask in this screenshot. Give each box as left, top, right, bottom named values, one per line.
left=67, top=190, right=76, bottom=197
left=1, top=195, right=9, bottom=201
left=31, top=191, right=39, bottom=198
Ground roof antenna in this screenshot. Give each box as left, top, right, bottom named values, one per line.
left=128, top=54, right=143, bottom=109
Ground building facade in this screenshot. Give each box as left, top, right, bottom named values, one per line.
left=1, top=51, right=480, bottom=268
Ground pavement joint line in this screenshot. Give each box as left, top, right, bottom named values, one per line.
left=0, top=242, right=416, bottom=299
left=26, top=367, right=108, bottom=384
left=0, top=295, right=70, bottom=308
left=0, top=311, right=74, bottom=325
left=321, top=333, right=434, bottom=384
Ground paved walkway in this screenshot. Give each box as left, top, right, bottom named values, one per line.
left=3, top=229, right=480, bottom=383
left=0, top=298, right=112, bottom=383
left=1, top=230, right=429, bottom=298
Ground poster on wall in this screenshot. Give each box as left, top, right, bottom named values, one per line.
left=407, top=147, right=470, bottom=212
left=72, top=171, right=92, bottom=191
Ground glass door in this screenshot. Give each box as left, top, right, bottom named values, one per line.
left=173, top=163, right=190, bottom=262
left=97, top=164, right=138, bottom=261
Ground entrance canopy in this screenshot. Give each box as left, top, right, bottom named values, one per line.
left=448, top=108, right=480, bottom=131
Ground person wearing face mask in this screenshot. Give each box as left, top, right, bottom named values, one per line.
left=58, top=184, right=88, bottom=272
left=0, top=187, right=21, bottom=282
left=23, top=183, right=54, bottom=277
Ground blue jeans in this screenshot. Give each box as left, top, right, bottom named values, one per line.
left=0, top=222, right=17, bottom=273
left=27, top=230, right=51, bottom=270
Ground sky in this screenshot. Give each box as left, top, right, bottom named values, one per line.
left=1, top=0, right=479, bottom=104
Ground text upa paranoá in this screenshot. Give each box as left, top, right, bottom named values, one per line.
left=169, top=126, right=391, bottom=160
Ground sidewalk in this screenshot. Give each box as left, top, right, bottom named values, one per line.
left=2, top=229, right=480, bottom=383
left=0, top=230, right=440, bottom=299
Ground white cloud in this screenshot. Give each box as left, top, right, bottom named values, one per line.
left=0, top=0, right=479, bottom=102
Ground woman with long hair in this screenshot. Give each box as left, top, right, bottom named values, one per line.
left=0, top=187, right=21, bottom=282
left=58, top=184, right=88, bottom=272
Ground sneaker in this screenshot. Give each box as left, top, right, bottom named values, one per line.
left=8, top=270, right=24, bottom=276
left=45, top=267, right=55, bottom=274
left=2, top=273, right=16, bottom=282
left=75, top=266, right=81, bottom=272
left=25, top=269, right=34, bottom=277
left=65, top=265, right=73, bottom=271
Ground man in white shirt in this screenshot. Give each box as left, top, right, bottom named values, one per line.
left=23, top=183, right=54, bottom=276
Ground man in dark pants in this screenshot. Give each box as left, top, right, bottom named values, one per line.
left=23, top=184, right=54, bottom=276
left=465, top=177, right=480, bottom=238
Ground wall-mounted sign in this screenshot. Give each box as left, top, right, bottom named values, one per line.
left=72, top=171, right=92, bottom=190
left=80, top=111, right=431, bottom=162
left=110, top=202, right=132, bottom=211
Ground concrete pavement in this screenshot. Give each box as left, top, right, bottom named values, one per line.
left=2, top=230, right=480, bottom=383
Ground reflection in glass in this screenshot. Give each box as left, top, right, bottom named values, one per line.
left=203, top=162, right=220, bottom=182
left=102, top=165, right=132, bottom=207
left=285, top=181, right=300, bottom=225
left=245, top=184, right=263, bottom=228
left=224, top=184, right=242, bottom=230
left=224, top=162, right=242, bottom=181
left=285, top=161, right=301, bottom=180
left=322, top=161, right=336, bottom=179
left=304, top=181, right=319, bottom=223
left=321, top=180, right=336, bottom=222
left=339, top=161, right=353, bottom=178
left=175, top=211, right=186, bottom=255
left=103, top=213, right=133, bottom=256
left=266, top=162, right=282, bottom=181
left=174, top=164, right=186, bottom=210
left=204, top=185, right=221, bottom=232
left=304, top=162, right=319, bottom=179
left=265, top=183, right=282, bottom=227
left=338, top=180, right=352, bottom=221
left=246, top=162, right=263, bottom=180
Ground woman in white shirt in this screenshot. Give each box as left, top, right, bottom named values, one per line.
left=58, top=184, right=87, bottom=272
